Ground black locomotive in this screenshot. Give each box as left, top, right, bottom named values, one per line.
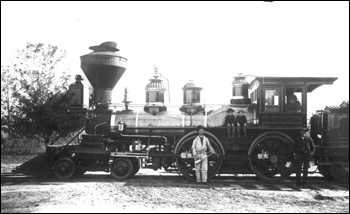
left=13, top=41, right=348, bottom=183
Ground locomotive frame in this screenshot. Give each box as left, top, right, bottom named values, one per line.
left=13, top=41, right=348, bottom=184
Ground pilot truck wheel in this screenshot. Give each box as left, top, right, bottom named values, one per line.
left=53, top=157, right=76, bottom=180
left=110, top=158, right=134, bottom=180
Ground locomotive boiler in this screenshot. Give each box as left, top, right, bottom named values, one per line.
left=14, top=41, right=347, bottom=183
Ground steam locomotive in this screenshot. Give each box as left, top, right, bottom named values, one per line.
left=14, top=41, right=349, bottom=183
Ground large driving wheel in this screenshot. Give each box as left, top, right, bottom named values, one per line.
left=174, top=131, right=223, bottom=181
left=248, top=134, right=295, bottom=182
left=110, top=158, right=134, bottom=180
left=53, top=157, right=76, bottom=180
left=330, top=163, right=349, bottom=183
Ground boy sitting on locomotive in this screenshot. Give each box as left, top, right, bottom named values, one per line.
left=224, top=108, right=236, bottom=138
left=236, top=110, right=247, bottom=137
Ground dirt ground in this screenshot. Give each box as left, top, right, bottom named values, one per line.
left=1, top=155, right=349, bottom=213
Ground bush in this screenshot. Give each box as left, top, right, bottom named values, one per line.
left=0, top=132, right=80, bottom=155
left=1, top=138, right=45, bottom=155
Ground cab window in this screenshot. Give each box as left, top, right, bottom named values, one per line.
left=285, top=87, right=302, bottom=112
left=264, top=89, right=279, bottom=112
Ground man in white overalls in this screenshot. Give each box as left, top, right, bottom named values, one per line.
left=192, top=125, right=216, bottom=184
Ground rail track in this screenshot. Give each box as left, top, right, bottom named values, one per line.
left=2, top=171, right=348, bottom=191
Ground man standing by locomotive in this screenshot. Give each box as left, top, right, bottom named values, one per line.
left=294, top=128, right=315, bottom=188
left=192, top=125, right=216, bottom=184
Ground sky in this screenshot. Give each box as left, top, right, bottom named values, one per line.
left=1, top=1, right=349, bottom=118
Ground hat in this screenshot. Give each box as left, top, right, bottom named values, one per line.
left=238, top=110, right=245, bottom=113
left=196, top=125, right=204, bottom=132
left=300, top=128, right=310, bottom=134
left=290, top=95, right=297, bottom=100
left=226, top=108, right=234, bottom=113
left=75, top=75, right=83, bottom=81
left=89, top=41, right=120, bottom=52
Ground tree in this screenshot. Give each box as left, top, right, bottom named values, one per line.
left=14, top=91, right=85, bottom=145
left=1, top=66, right=13, bottom=135
left=1, top=43, right=85, bottom=145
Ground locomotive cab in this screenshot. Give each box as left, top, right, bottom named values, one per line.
left=249, top=77, right=337, bottom=127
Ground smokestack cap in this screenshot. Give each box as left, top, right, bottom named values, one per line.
left=89, top=41, right=120, bottom=52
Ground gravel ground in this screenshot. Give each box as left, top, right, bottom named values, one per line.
left=1, top=155, right=349, bottom=213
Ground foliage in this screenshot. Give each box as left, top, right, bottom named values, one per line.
left=1, top=43, right=85, bottom=145
left=1, top=138, right=45, bottom=155
left=1, top=66, right=15, bottom=135
left=14, top=91, right=86, bottom=144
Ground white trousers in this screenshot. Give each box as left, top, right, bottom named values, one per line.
left=195, top=153, right=208, bottom=183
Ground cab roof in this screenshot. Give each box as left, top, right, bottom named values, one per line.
left=250, top=76, right=338, bottom=92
